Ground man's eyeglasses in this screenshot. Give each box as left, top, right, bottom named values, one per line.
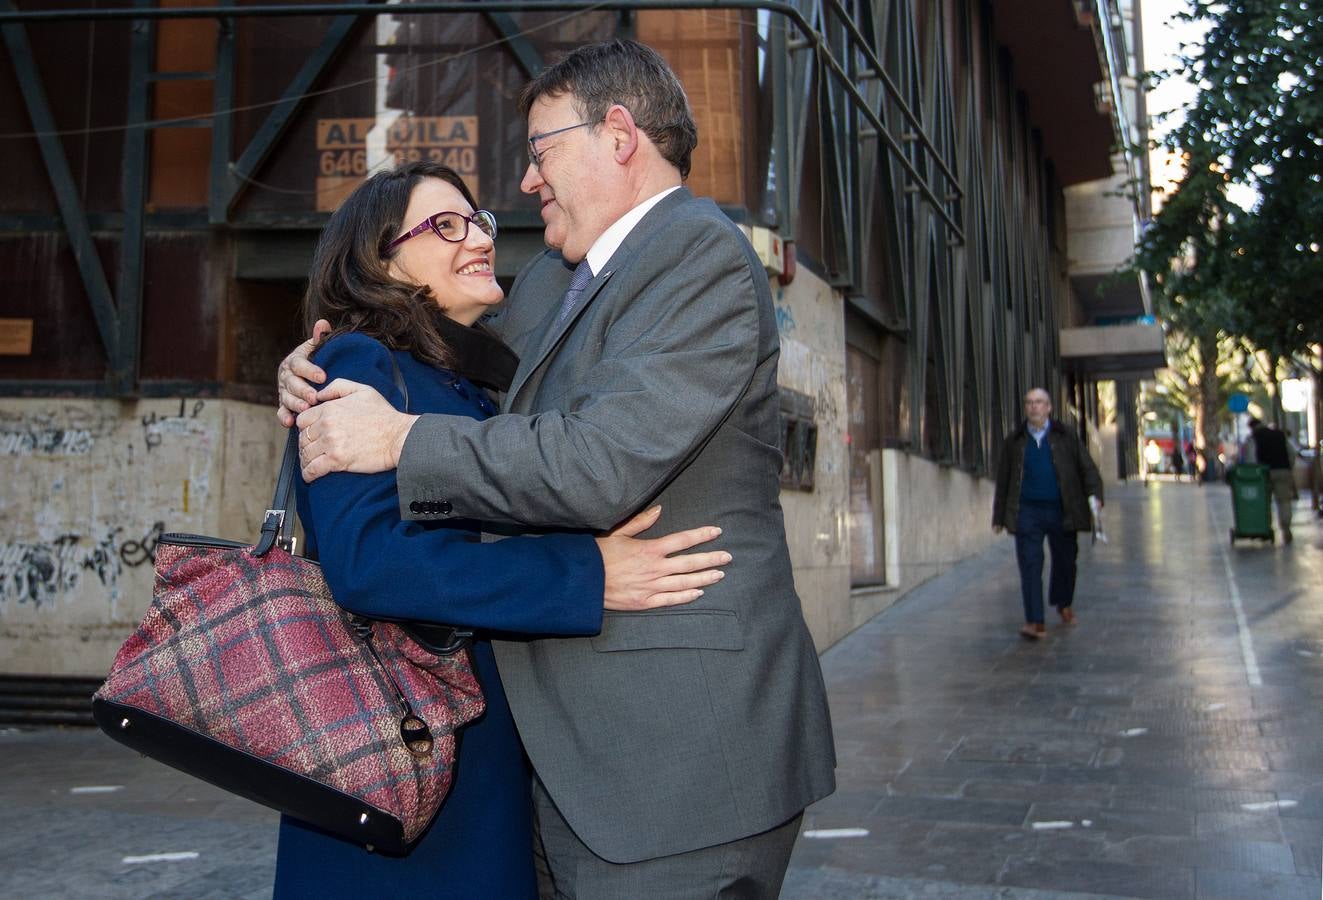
left=526, top=121, right=596, bottom=170
left=386, top=209, right=498, bottom=253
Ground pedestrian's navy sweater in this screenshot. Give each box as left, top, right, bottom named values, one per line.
left=1021, top=434, right=1061, bottom=504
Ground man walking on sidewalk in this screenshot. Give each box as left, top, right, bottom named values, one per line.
left=992, top=388, right=1104, bottom=640
left=1243, top=416, right=1297, bottom=543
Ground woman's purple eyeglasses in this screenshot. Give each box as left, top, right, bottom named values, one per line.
left=386, top=209, right=498, bottom=253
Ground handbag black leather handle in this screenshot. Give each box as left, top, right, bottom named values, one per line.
left=252, top=352, right=472, bottom=656
left=255, top=354, right=411, bottom=558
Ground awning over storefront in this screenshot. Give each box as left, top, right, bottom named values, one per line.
left=991, top=0, right=1115, bottom=186
left=1070, top=270, right=1152, bottom=322
left=1060, top=322, right=1166, bottom=379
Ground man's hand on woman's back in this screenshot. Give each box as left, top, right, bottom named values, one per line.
left=276, top=318, right=332, bottom=426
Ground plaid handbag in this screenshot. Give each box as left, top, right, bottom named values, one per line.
left=93, top=420, right=484, bottom=854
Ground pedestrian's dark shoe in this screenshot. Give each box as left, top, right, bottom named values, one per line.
left=1059, top=607, right=1077, bottom=625
left=1019, top=624, right=1046, bottom=640
left=1283, top=530, right=1293, bottom=544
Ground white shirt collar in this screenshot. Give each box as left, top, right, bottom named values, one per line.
left=584, top=186, right=682, bottom=276
left=1028, top=419, right=1050, bottom=445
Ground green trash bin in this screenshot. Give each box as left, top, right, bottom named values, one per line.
left=1229, top=463, right=1274, bottom=543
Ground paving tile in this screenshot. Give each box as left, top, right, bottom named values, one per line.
left=1279, top=816, right=1323, bottom=843
left=1026, top=802, right=1195, bottom=839
left=1039, top=764, right=1123, bottom=787
left=868, top=794, right=1030, bottom=828
left=6, top=484, right=1322, bottom=897
left=1101, top=835, right=1297, bottom=875
left=1193, top=867, right=1322, bottom=900
left=901, top=758, right=1048, bottom=786
left=1181, top=768, right=1323, bottom=793
left=883, top=775, right=969, bottom=798
left=1268, top=751, right=1323, bottom=773
left=1194, top=811, right=1286, bottom=842
left=0, top=806, right=276, bottom=900
left=1288, top=840, right=1323, bottom=879
left=1274, top=787, right=1323, bottom=819
left=961, top=778, right=1114, bottom=807
left=783, top=866, right=1142, bottom=899
left=793, top=485, right=1323, bottom=894
left=802, top=785, right=890, bottom=824
left=1109, top=784, right=1280, bottom=814
left=951, top=734, right=1102, bottom=767
left=998, top=856, right=1195, bottom=900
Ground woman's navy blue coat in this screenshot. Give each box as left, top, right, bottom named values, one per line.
left=273, top=332, right=604, bottom=899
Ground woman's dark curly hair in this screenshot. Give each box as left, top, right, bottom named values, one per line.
left=303, top=161, right=482, bottom=369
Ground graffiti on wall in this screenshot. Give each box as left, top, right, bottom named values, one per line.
left=0, top=396, right=293, bottom=674
left=0, top=531, right=120, bottom=606
left=773, top=288, right=798, bottom=336
left=141, top=399, right=206, bottom=452
left=0, top=428, right=95, bottom=457
left=0, top=521, right=166, bottom=607
left=0, top=407, right=115, bottom=458
left=119, top=521, right=165, bottom=569
left=0, top=401, right=210, bottom=610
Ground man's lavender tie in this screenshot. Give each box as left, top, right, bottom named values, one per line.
left=556, top=260, right=593, bottom=325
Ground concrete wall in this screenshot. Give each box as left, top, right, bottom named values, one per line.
left=767, top=267, right=852, bottom=652
left=1064, top=174, right=1137, bottom=275
left=771, top=265, right=998, bottom=651
left=0, top=399, right=283, bottom=675
left=1094, top=420, right=1127, bottom=488
left=879, top=449, right=999, bottom=600
left=2, top=267, right=999, bottom=672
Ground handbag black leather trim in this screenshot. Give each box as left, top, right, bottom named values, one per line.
left=92, top=697, right=411, bottom=853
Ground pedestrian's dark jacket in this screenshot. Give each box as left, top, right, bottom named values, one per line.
left=1250, top=425, right=1292, bottom=470
left=992, top=419, right=1104, bottom=532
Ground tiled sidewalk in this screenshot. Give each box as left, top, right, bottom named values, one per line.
left=784, top=481, right=1323, bottom=899
left=1, top=482, right=1320, bottom=898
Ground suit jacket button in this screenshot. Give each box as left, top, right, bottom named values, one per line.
left=409, top=501, right=422, bottom=513
left=439, top=500, right=453, bottom=515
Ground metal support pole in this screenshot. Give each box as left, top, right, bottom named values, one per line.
left=114, top=2, right=155, bottom=395
left=481, top=10, right=545, bottom=76
left=223, top=11, right=369, bottom=215
left=209, top=3, right=236, bottom=225
left=0, top=1, right=120, bottom=364
left=823, top=0, right=961, bottom=200
left=0, top=0, right=965, bottom=245
left=766, top=19, right=787, bottom=233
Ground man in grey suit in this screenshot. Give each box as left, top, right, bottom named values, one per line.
left=281, top=39, right=834, bottom=898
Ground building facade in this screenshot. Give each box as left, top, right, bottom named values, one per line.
left=0, top=0, right=1153, bottom=677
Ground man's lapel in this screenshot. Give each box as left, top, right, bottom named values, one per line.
left=504, top=266, right=612, bottom=409
left=504, top=187, right=694, bottom=411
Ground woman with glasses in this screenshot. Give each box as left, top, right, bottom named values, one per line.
left=274, top=162, right=727, bottom=898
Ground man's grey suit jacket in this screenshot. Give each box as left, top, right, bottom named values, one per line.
left=397, top=187, right=836, bottom=863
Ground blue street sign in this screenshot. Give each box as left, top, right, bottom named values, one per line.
left=1228, top=393, right=1250, bottom=413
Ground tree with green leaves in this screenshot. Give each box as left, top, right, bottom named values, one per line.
left=1133, top=158, right=1238, bottom=478
left=1136, top=0, right=1323, bottom=453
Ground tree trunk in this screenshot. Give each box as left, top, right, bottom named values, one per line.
left=1315, top=344, right=1323, bottom=451
left=1312, top=345, right=1322, bottom=512
left=1195, top=332, right=1221, bottom=481
left=1269, top=352, right=1284, bottom=426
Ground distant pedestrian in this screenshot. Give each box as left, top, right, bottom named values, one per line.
left=1242, top=417, right=1297, bottom=543
left=1185, top=441, right=1200, bottom=484
left=1311, top=440, right=1323, bottom=519
left=1143, top=439, right=1162, bottom=481
left=1170, top=447, right=1185, bottom=480
left=993, top=388, right=1104, bottom=640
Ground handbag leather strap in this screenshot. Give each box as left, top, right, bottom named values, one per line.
left=255, top=352, right=409, bottom=557
left=251, top=353, right=471, bottom=655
